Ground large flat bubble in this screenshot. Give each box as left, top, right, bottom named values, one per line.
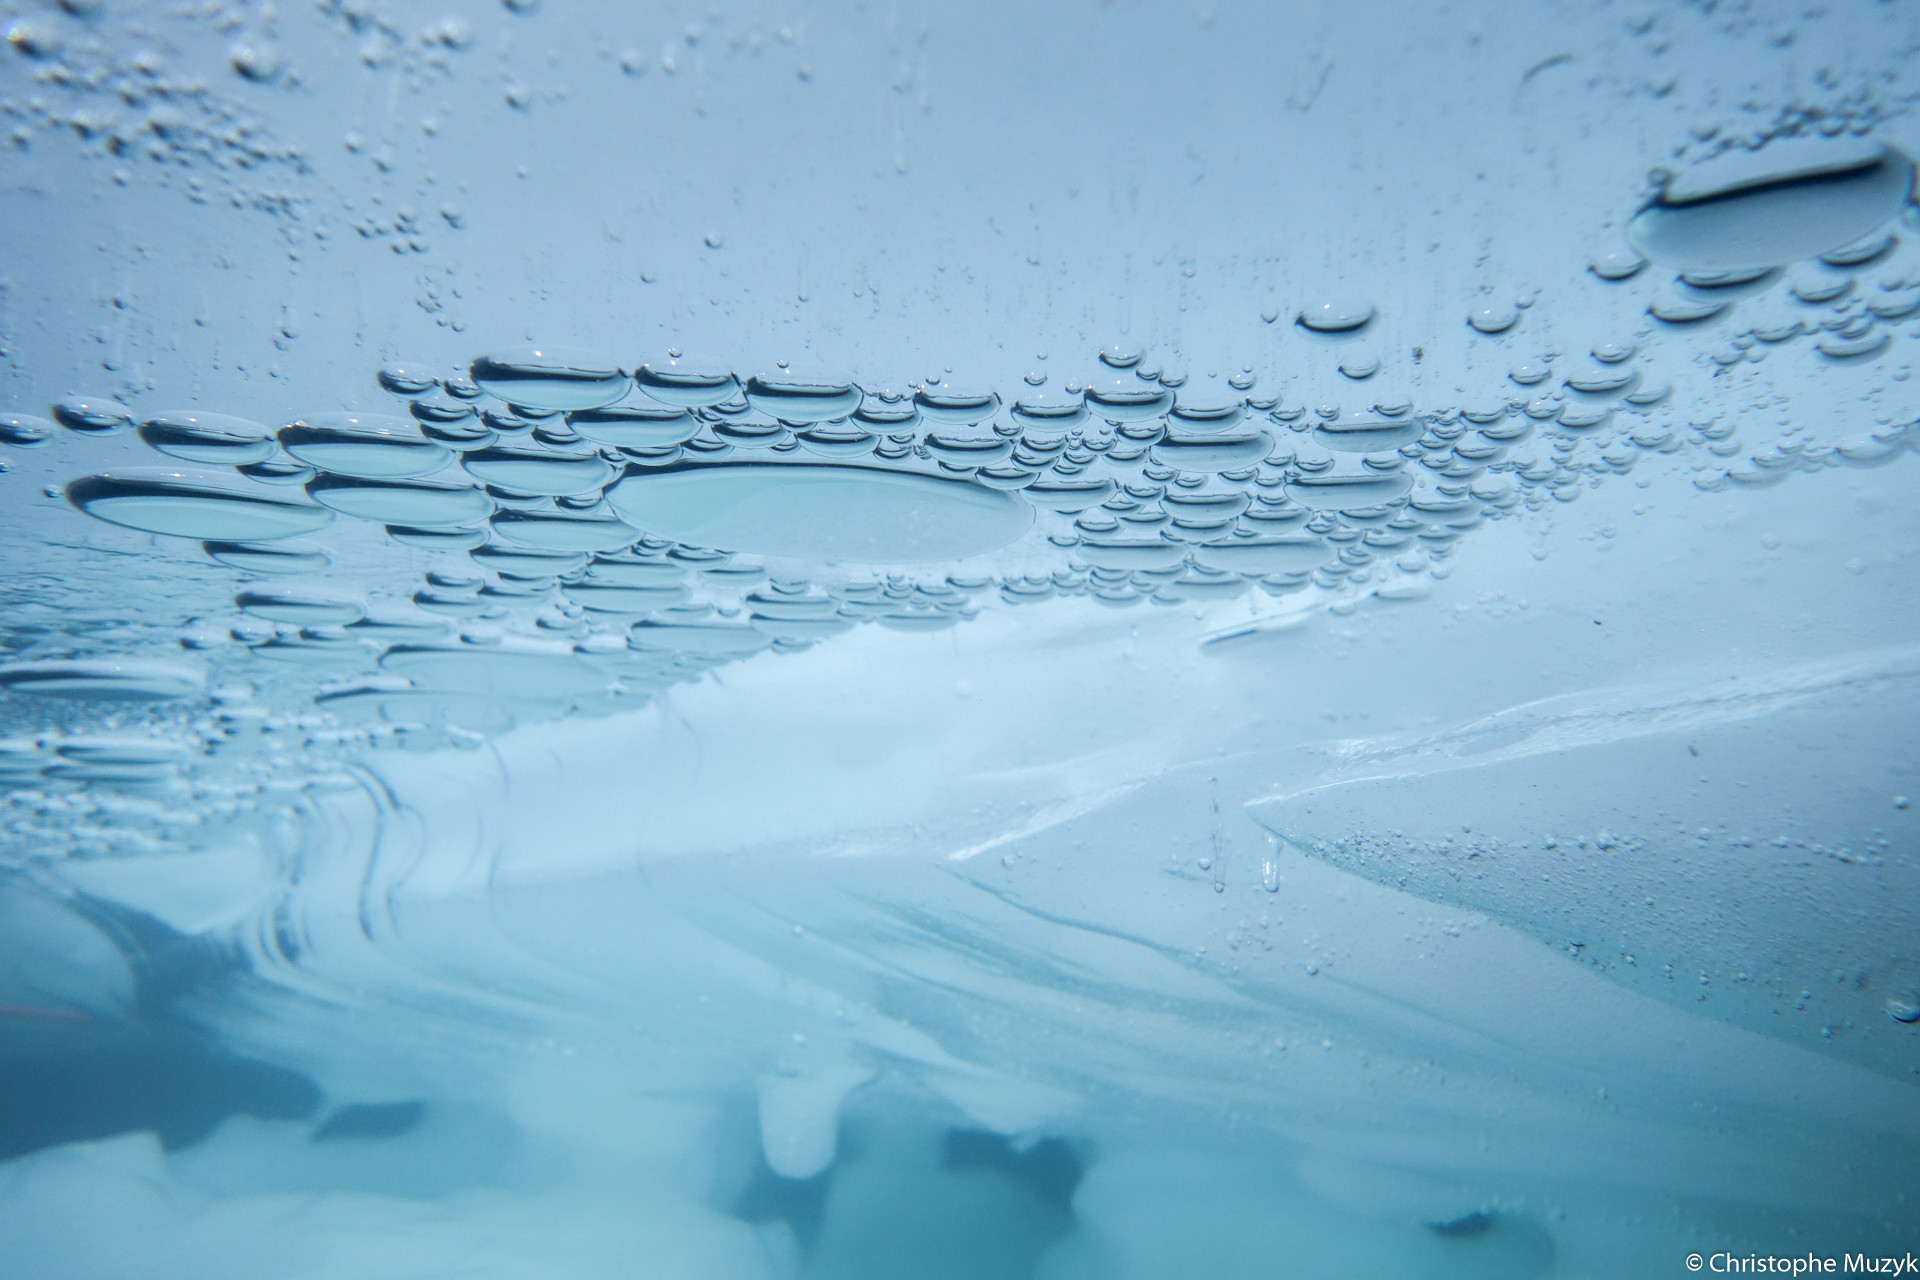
left=604, top=463, right=1033, bottom=563
left=1627, top=138, right=1915, bottom=272
left=66, top=468, right=336, bottom=541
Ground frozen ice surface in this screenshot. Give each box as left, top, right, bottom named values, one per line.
left=2, top=0, right=1919, bottom=1275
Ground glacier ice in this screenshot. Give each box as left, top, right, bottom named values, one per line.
left=2, top=0, right=1919, bottom=1275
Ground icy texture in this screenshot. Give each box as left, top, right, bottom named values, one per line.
left=3, top=0, right=1920, bottom=1276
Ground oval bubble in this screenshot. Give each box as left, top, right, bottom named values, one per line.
left=0, top=658, right=206, bottom=701
left=67, top=467, right=336, bottom=541
left=914, top=385, right=1001, bottom=426
left=138, top=412, right=276, bottom=464
left=471, top=346, right=630, bottom=412
left=606, top=462, right=1032, bottom=563
left=489, top=509, right=641, bottom=552
left=634, top=357, right=741, bottom=408
left=306, top=474, right=493, bottom=527
left=1192, top=536, right=1333, bottom=576
left=1313, top=419, right=1424, bottom=453
left=461, top=446, right=613, bottom=495
left=280, top=414, right=451, bottom=479
left=203, top=541, right=332, bottom=573
left=0, top=413, right=54, bottom=446
left=744, top=371, right=863, bottom=424
left=1628, top=139, right=1916, bottom=272
left=1285, top=471, right=1413, bottom=510
left=567, top=405, right=700, bottom=449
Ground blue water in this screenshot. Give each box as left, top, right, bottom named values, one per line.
left=2, top=1, right=1918, bottom=1275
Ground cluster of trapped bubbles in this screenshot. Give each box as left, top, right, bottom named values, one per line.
left=1, top=130, right=1919, bottom=807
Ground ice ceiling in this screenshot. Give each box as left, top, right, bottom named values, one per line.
left=1, top=0, right=1918, bottom=1277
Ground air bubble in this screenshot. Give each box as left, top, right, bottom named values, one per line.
left=52, top=395, right=134, bottom=433
left=0, top=413, right=55, bottom=446
left=1297, top=299, right=1376, bottom=333
left=204, top=541, right=332, bottom=574
left=1589, top=249, right=1647, bottom=281
left=139, top=412, right=276, bottom=465
left=913, top=385, right=1001, bottom=426
left=471, top=346, right=630, bottom=412
left=746, top=370, right=864, bottom=424
left=0, top=659, right=205, bottom=702
left=606, top=463, right=1030, bottom=562
left=634, top=357, right=741, bottom=408
left=306, top=474, right=491, bottom=528
left=378, top=363, right=440, bottom=396
left=1467, top=303, right=1518, bottom=334
left=67, top=467, right=336, bottom=541
left=461, top=445, right=614, bottom=496
left=1085, top=378, right=1174, bottom=423
left=1628, top=138, right=1915, bottom=272
left=279, top=414, right=452, bottom=479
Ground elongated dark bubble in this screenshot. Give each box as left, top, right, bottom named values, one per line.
left=1010, top=391, right=1089, bottom=430
left=1628, top=138, right=1915, bottom=272
left=237, top=456, right=317, bottom=486
left=605, top=463, right=1031, bottom=563
left=306, top=474, right=491, bottom=528
left=459, top=445, right=613, bottom=496
left=1165, top=397, right=1246, bottom=430
left=52, top=395, right=134, bottom=433
left=419, top=418, right=497, bottom=450
left=1162, top=491, right=1250, bottom=520
left=377, top=362, right=440, bottom=396
left=633, top=357, right=741, bottom=408
left=877, top=609, right=960, bottom=631
left=203, top=541, right=331, bottom=573
left=235, top=589, right=365, bottom=627
left=1296, top=298, right=1375, bottom=333
left=380, top=643, right=613, bottom=698
left=279, top=414, right=451, bottom=479
left=1285, top=471, right=1413, bottom=511
left=67, top=467, right=336, bottom=541
left=629, top=618, right=774, bottom=656
left=1312, top=419, right=1423, bottom=453
left=742, top=589, right=838, bottom=620
left=388, top=525, right=488, bottom=551
left=471, top=347, right=629, bottom=412
left=1563, top=365, right=1639, bottom=396
left=137, top=412, right=275, bottom=464
left=407, top=394, right=478, bottom=426
left=913, top=385, right=1000, bottom=426
left=1022, top=476, right=1112, bottom=512
left=923, top=433, right=1014, bottom=468
left=0, top=413, right=53, bottom=446
left=0, top=659, right=206, bottom=701
left=744, top=372, right=862, bottom=424
left=1151, top=429, right=1271, bottom=473
left=851, top=399, right=920, bottom=431
left=1074, top=538, right=1187, bottom=571
left=560, top=582, right=689, bottom=614
left=1191, top=536, right=1333, bottom=576
left=488, top=509, right=641, bottom=553
left=797, top=426, right=878, bottom=459
left=414, top=589, right=491, bottom=618
left=581, top=558, right=685, bottom=588
left=712, top=420, right=792, bottom=449
left=470, top=545, right=588, bottom=579
left=976, top=463, right=1039, bottom=490
left=566, top=405, right=699, bottom=450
